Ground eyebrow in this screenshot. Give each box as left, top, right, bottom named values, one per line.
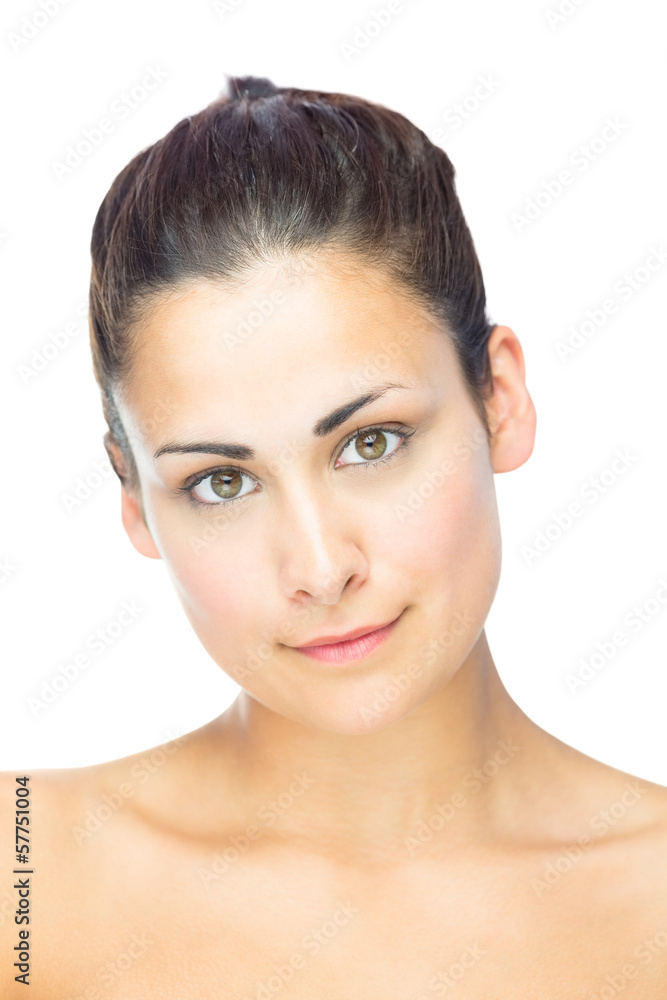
left=153, top=382, right=411, bottom=461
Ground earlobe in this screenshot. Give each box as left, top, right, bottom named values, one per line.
left=120, top=485, right=162, bottom=560
left=103, top=432, right=161, bottom=560
left=485, top=325, right=537, bottom=474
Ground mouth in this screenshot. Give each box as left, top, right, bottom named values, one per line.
left=291, top=610, right=405, bottom=665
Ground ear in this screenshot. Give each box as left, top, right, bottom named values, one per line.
left=119, top=484, right=162, bottom=560
left=104, top=433, right=161, bottom=560
left=484, top=325, right=537, bottom=474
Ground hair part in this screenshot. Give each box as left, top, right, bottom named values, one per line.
left=89, top=74, right=495, bottom=492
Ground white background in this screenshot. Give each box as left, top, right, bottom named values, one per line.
left=0, top=0, right=665, bottom=780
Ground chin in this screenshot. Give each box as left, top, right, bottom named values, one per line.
left=246, top=652, right=462, bottom=737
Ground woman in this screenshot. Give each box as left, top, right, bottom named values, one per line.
left=2, top=75, right=666, bottom=997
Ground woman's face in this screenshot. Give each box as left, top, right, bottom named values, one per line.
left=115, top=254, right=513, bottom=735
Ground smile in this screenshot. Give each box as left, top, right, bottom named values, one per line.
left=292, top=611, right=404, bottom=665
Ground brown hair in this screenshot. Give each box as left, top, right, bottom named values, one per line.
left=89, top=74, right=495, bottom=491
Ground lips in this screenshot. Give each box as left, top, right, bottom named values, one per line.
left=290, top=611, right=404, bottom=665
left=294, top=617, right=399, bottom=648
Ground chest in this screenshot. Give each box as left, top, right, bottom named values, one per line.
left=37, top=845, right=667, bottom=998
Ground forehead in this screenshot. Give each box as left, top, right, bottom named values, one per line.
left=118, top=256, right=460, bottom=441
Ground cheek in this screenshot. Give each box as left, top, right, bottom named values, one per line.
left=391, top=449, right=502, bottom=614
left=154, top=510, right=268, bottom=652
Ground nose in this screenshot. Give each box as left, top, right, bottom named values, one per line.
left=275, top=487, right=368, bottom=605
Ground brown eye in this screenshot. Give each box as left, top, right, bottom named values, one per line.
left=337, top=427, right=405, bottom=468
left=184, top=425, right=413, bottom=507
left=189, top=468, right=257, bottom=505
left=210, top=470, right=244, bottom=499
left=355, top=430, right=387, bottom=460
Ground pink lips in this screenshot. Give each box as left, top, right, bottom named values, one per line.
left=293, top=613, right=403, bottom=664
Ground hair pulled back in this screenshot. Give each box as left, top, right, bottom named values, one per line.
left=89, top=74, right=495, bottom=489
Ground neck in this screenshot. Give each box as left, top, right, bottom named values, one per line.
left=209, top=631, right=546, bottom=864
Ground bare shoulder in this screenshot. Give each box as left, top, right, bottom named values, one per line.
left=0, top=770, right=59, bottom=994
left=512, top=723, right=667, bottom=911
left=0, top=730, right=197, bottom=997
left=0, top=728, right=193, bottom=879
left=606, top=765, right=667, bottom=871
left=574, top=748, right=667, bottom=843
left=574, top=760, right=667, bottom=964
left=614, top=765, right=667, bottom=860
left=27, top=729, right=195, bottom=852
left=538, top=735, right=667, bottom=899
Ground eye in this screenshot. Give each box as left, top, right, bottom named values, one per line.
left=176, top=423, right=415, bottom=510
left=187, top=467, right=257, bottom=506
left=335, top=425, right=412, bottom=468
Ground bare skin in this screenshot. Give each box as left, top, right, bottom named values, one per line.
left=2, top=254, right=666, bottom=997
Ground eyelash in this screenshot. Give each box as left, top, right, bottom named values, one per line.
left=172, top=423, right=417, bottom=512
